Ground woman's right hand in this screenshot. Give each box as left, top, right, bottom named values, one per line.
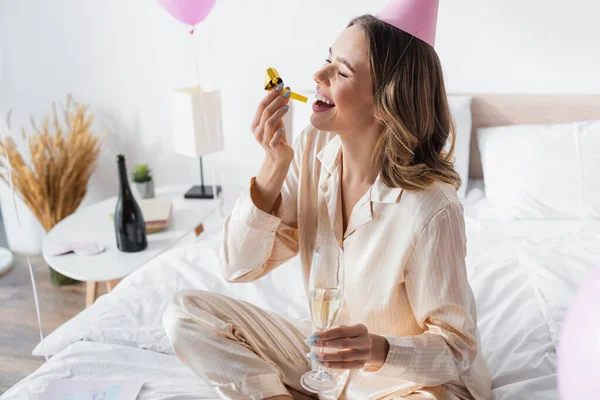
left=250, top=83, right=296, bottom=214
left=250, top=82, right=294, bottom=166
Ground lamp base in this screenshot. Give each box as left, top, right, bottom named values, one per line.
left=184, top=185, right=222, bottom=199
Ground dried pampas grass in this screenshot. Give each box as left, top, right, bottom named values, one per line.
left=0, top=96, right=107, bottom=232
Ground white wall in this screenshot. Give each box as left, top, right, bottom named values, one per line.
left=1, top=0, right=599, bottom=206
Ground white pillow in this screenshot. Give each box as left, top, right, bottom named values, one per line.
left=477, top=121, right=600, bottom=219
left=447, top=96, right=473, bottom=198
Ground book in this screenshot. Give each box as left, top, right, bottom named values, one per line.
left=138, top=198, right=173, bottom=232
left=110, top=198, right=173, bottom=234
left=40, top=379, right=144, bottom=400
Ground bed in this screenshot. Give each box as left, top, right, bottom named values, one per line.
left=3, top=95, right=600, bottom=399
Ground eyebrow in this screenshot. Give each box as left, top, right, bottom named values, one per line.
left=329, top=47, right=356, bottom=74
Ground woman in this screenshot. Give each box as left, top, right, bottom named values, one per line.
left=162, top=2, right=492, bottom=399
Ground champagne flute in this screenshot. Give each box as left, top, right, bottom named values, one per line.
left=301, top=245, right=345, bottom=394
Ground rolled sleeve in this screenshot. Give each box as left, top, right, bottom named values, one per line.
left=362, top=335, right=413, bottom=376
left=232, top=181, right=282, bottom=232
left=219, top=132, right=306, bottom=283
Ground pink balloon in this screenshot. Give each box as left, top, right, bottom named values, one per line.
left=557, top=266, right=600, bottom=399
left=157, top=0, right=216, bottom=27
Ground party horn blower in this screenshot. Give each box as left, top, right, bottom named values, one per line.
left=264, top=67, right=308, bottom=103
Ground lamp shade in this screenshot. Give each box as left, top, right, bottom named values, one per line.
left=171, top=87, right=224, bottom=158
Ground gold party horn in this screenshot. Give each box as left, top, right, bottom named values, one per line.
left=264, top=67, right=308, bottom=103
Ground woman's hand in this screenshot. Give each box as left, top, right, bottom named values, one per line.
left=250, top=83, right=295, bottom=214
left=305, top=324, right=390, bottom=371
left=250, top=82, right=294, bottom=166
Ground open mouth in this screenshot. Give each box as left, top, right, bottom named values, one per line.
left=315, top=92, right=335, bottom=108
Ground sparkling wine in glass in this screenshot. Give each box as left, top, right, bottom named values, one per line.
left=301, top=245, right=344, bottom=394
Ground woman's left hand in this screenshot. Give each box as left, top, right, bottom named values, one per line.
left=305, top=324, right=385, bottom=370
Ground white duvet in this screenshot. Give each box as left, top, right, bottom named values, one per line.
left=2, top=342, right=219, bottom=399
left=3, top=183, right=600, bottom=399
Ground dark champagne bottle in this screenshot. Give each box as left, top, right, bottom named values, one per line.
left=114, top=154, right=147, bottom=252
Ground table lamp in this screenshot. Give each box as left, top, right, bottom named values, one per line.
left=171, top=87, right=223, bottom=199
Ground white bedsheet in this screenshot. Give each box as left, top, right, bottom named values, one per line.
left=30, top=228, right=309, bottom=357
left=5, top=181, right=599, bottom=399
left=461, top=181, right=600, bottom=399
left=2, top=342, right=218, bottom=399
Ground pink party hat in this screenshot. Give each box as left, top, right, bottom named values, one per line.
left=376, top=0, right=439, bottom=48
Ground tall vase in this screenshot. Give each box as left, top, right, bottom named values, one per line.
left=48, top=264, right=78, bottom=286
left=45, top=219, right=79, bottom=286
left=0, top=182, right=79, bottom=286
left=0, top=181, right=45, bottom=254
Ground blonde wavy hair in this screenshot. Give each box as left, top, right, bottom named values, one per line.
left=348, top=15, right=461, bottom=192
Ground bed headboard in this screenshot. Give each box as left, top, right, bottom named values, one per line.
left=465, top=94, right=600, bottom=178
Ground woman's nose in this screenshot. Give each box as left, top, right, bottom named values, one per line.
left=313, top=66, right=331, bottom=87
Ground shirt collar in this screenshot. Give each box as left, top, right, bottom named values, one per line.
left=316, top=134, right=342, bottom=174
left=317, top=134, right=403, bottom=204
left=370, top=174, right=403, bottom=204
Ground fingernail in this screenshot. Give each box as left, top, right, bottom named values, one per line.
left=283, top=90, right=291, bottom=98
left=309, top=333, right=320, bottom=339
left=305, top=352, right=318, bottom=359
left=276, top=82, right=284, bottom=91
left=277, top=127, right=284, bottom=133
left=315, top=360, right=324, bottom=365
left=282, top=105, right=289, bottom=111
left=305, top=338, right=317, bottom=346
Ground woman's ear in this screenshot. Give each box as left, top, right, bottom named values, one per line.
left=374, top=113, right=386, bottom=133
left=374, top=108, right=383, bottom=121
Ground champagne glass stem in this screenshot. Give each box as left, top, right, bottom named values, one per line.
left=314, top=344, right=327, bottom=379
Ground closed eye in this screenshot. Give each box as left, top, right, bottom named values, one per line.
left=324, top=59, right=348, bottom=78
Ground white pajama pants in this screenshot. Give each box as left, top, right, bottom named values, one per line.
left=162, top=290, right=463, bottom=400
